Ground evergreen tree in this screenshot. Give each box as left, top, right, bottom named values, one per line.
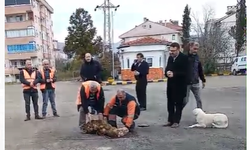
left=182, top=4, right=191, bottom=53
left=63, top=8, right=102, bottom=58
left=228, top=0, right=246, bottom=56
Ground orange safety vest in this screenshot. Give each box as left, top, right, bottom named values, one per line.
left=76, top=81, right=101, bottom=105
left=22, top=69, right=37, bottom=89
left=40, top=68, right=56, bottom=89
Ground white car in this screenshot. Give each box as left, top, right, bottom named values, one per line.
left=231, top=55, right=247, bottom=75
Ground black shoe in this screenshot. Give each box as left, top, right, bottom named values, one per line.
left=24, top=116, right=31, bottom=121
left=53, top=113, right=60, bottom=117
left=171, top=123, right=179, bottom=128
left=140, top=108, right=146, bottom=111
left=35, top=115, right=43, bottom=119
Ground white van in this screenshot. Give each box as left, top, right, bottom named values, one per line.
left=231, top=55, right=247, bottom=75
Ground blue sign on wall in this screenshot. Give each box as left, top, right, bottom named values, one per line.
left=7, top=43, right=36, bottom=54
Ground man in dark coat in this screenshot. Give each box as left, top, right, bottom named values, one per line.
left=80, top=53, right=102, bottom=83
left=183, top=41, right=206, bottom=109
left=131, top=53, right=149, bottom=111
left=163, top=42, right=189, bottom=128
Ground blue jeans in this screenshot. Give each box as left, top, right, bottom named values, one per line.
left=42, top=89, right=57, bottom=116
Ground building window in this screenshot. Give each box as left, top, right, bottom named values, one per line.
left=15, top=15, right=23, bottom=22
left=126, top=58, right=130, bottom=68
left=20, top=60, right=26, bottom=66
left=172, top=34, right=176, bottom=40
left=7, top=43, right=36, bottom=53
left=146, top=57, right=153, bottom=67
left=6, top=14, right=25, bottom=23
left=6, top=28, right=35, bottom=38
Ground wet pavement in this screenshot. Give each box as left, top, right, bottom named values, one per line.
left=5, top=76, right=246, bottom=150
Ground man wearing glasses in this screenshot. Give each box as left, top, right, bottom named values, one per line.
left=40, top=59, right=60, bottom=118
left=163, top=42, right=189, bottom=128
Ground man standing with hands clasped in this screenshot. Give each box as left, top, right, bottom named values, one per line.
left=131, top=53, right=149, bottom=111
left=163, top=42, right=189, bottom=128
left=40, top=59, right=60, bottom=118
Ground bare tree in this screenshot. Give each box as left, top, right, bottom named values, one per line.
left=191, top=5, right=233, bottom=73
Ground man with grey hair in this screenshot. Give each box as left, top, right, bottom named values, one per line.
left=39, top=59, right=59, bottom=118
left=76, top=80, right=105, bottom=128
left=20, top=60, right=43, bottom=121
left=183, top=41, right=206, bottom=109
left=103, top=89, right=140, bottom=132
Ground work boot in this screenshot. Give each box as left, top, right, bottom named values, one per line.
left=35, top=115, right=43, bottom=120
left=24, top=115, right=31, bottom=121
left=53, top=113, right=60, bottom=117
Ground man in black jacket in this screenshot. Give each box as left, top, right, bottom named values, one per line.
left=80, top=53, right=102, bottom=83
left=131, top=53, right=149, bottom=111
left=20, top=60, right=43, bottom=121
left=163, top=42, right=189, bottom=128
left=183, top=42, right=206, bottom=109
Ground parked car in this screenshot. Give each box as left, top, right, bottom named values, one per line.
left=231, top=55, right=247, bottom=75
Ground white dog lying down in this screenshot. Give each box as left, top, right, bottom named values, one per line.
left=189, top=108, right=229, bottom=128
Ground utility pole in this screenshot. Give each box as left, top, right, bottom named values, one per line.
left=94, top=0, right=119, bottom=78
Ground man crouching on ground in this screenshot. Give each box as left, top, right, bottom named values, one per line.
left=103, top=89, right=141, bottom=132
left=76, top=80, right=105, bottom=129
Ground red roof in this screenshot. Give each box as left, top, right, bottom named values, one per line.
left=164, top=23, right=182, bottom=31
left=157, top=22, right=182, bottom=31
left=121, top=37, right=170, bottom=46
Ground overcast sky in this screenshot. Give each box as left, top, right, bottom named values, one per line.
left=48, top=0, right=237, bottom=43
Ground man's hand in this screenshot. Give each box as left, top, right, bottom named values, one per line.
left=134, top=71, right=140, bottom=76
left=46, top=79, right=51, bottom=83
left=50, top=79, right=53, bottom=82
left=202, top=82, right=205, bottom=89
left=30, top=82, right=34, bottom=87
left=98, top=113, right=103, bottom=120
left=121, top=126, right=128, bottom=131
left=167, top=71, right=173, bottom=78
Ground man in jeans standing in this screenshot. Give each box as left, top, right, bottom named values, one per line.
left=183, top=42, right=206, bottom=109
left=40, top=59, right=60, bottom=118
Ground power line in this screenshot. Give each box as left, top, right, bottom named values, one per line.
left=94, top=0, right=120, bottom=52
left=94, top=0, right=119, bottom=78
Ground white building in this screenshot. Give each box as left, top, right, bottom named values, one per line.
left=117, top=18, right=182, bottom=80
left=119, top=18, right=182, bottom=45
left=215, top=5, right=246, bottom=64
left=53, top=40, right=68, bottom=60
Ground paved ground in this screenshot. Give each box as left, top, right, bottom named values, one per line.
left=5, top=76, right=246, bottom=150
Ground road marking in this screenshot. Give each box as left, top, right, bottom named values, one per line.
left=96, top=147, right=112, bottom=150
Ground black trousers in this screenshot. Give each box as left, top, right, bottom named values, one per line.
left=23, top=92, right=39, bottom=116
left=135, top=79, right=147, bottom=109
left=167, top=91, right=184, bottom=124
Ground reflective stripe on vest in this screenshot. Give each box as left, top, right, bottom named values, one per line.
left=40, top=68, right=55, bottom=89
left=76, top=81, right=101, bottom=105
left=22, top=69, right=37, bottom=89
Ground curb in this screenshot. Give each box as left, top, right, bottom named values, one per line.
left=103, top=79, right=168, bottom=86
left=102, top=73, right=244, bottom=86
left=205, top=73, right=231, bottom=76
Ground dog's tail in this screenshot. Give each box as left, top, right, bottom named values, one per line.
left=212, top=120, right=228, bottom=129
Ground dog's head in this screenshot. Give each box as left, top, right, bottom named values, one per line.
left=192, top=108, right=204, bottom=116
